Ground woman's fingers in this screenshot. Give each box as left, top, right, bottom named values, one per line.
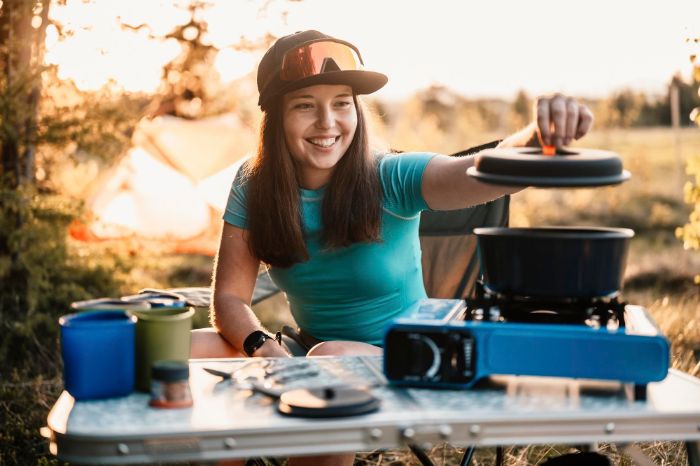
left=535, top=94, right=593, bottom=147
left=536, top=98, right=552, bottom=146
left=564, top=98, right=579, bottom=146
left=576, top=105, right=594, bottom=140
left=549, top=94, right=567, bottom=148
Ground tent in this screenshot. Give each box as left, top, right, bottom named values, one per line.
left=72, top=113, right=255, bottom=250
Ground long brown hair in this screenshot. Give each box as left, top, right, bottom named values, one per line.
left=246, top=95, right=382, bottom=268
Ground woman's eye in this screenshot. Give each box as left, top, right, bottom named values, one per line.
left=335, top=100, right=352, bottom=108
left=294, top=103, right=313, bottom=110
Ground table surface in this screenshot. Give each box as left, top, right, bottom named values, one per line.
left=45, top=356, right=700, bottom=465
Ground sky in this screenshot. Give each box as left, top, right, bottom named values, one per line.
left=45, top=0, right=700, bottom=100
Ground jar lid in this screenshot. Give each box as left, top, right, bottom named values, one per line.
left=151, top=360, right=190, bottom=382
left=466, top=147, right=631, bottom=187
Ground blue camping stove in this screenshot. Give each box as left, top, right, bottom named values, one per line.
left=384, top=287, right=669, bottom=399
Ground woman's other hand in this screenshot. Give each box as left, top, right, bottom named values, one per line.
left=534, top=93, right=594, bottom=148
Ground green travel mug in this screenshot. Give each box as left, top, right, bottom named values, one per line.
left=132, top=306, right=194, bottom=392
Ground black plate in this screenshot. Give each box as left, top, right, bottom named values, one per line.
left=277, top=386, right=380, bottom=418
left=467, top=147, right=630, bottom=187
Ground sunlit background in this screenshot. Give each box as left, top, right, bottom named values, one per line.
left=26, top=0, right=698, bottom=244
left=45, top=0, right=700, bottom=98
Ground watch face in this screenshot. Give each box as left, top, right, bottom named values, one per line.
left=244, top=331, right=270, bottom=356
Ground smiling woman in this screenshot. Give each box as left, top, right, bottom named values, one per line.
left=191, top=28, right=594, bottom=466
left=198, top=26, right=593, bottom=359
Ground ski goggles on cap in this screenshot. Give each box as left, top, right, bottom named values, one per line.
left=278, top=40, right=364, bottom=83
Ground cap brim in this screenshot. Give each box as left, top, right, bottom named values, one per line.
left=261, top=70, right=388, bottom=107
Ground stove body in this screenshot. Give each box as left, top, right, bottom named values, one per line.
left=384, top=289, right=670, bottom=393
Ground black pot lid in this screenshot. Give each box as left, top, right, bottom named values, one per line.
left=277, top=386, right=381, bottom=418
left=466, top=147, right=631, bottom=187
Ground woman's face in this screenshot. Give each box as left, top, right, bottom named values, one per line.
left=282, top=84, right=357, bottom=189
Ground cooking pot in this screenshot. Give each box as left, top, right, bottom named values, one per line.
left=474, top=227, right=634, bottom=298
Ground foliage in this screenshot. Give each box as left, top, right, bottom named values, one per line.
left=595, top=75, right=700, bottom=129
left=510, top=89, right=531, bottom=129
left=118, top=0, right=274, bottom=121
left=39, top=70, right=151, bottom=163
left=675, top=37, right=700, bottom=282
left=0, top=2, right=144, bottom=463
left=0, top=182, right=134, bottom=464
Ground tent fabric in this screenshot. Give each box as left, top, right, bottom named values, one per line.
left=89, top=147, right=211, bottom=239
left=84, top=114, right=255, bottom=241
left=133, top=114, right=257, bottom=182
left=195, top=157, right=248, bottom=212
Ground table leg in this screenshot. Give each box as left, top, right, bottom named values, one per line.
left=408, top=443, right=437, bottom=466
left=687, top=441, right=700, bottom=466
left=459, top=446, right=476, bottom=466
left=496, top=446, right=504, bottom=466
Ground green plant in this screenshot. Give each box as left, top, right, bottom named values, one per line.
left=675, top=37, right=700, bottom=282
left=0, top=179, right=138, bottom=464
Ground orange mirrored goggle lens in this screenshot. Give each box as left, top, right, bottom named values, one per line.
left=280, top=41, right=363, bottom=82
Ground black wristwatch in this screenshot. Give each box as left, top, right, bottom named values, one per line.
left=243, top=330, right=282, bottom=357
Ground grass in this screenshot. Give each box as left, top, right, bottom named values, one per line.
left=2, top=127, right=699, bottom=465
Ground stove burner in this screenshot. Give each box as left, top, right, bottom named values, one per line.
left=465, top=282, right=627, bottom=329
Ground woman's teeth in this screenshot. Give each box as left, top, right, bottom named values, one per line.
left=308, top=137, right=337, bottom=148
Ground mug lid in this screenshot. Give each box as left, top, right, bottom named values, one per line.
left=151, top=360, right=190, bottom=382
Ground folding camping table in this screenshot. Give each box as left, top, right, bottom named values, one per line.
left=45, top=356, right=700, bottom=465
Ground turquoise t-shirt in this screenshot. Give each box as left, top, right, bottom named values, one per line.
left=223, top=152, right=437, bottom=345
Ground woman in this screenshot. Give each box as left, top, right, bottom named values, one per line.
left=191, top=28, right=593, bottom=466
left=192, top=29, right=593, bottom=362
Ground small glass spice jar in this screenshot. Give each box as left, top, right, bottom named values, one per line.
left=149, top=360, right=193, bottom=409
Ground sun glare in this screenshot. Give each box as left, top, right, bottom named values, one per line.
left=44, top=0, right=289, bottom=93
left=42, top=0, right=700, bottom=97
left=46, top=1, right=187, bottom=92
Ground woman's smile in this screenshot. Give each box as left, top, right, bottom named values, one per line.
left=306, top=136, right=340, bottom=148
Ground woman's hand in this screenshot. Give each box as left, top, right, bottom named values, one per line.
left=533, top=93, right=594, bottom=148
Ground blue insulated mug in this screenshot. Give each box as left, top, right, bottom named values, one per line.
left=59, top=311, right=136, bottom=400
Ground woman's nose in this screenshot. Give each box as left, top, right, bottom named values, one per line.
left=315, top=105, right=334, bottom=129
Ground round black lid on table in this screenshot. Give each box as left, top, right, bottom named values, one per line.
left=466, top=147, right=630, bottom=187
left=277, top=386, right=380, bottom=418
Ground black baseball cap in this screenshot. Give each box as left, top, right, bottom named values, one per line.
left=257, top=30, right=388, bottom=110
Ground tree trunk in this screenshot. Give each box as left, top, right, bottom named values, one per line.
left=22, top=0, right=50, bottom=182
left=0, top=0, right=50, bottom=316
left=0, top=0, right=49, bottom=188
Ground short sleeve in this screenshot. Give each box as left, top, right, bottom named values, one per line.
left=378, top=152, right=437, bottom=217
left=222, top=162, right=249, bottom=229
